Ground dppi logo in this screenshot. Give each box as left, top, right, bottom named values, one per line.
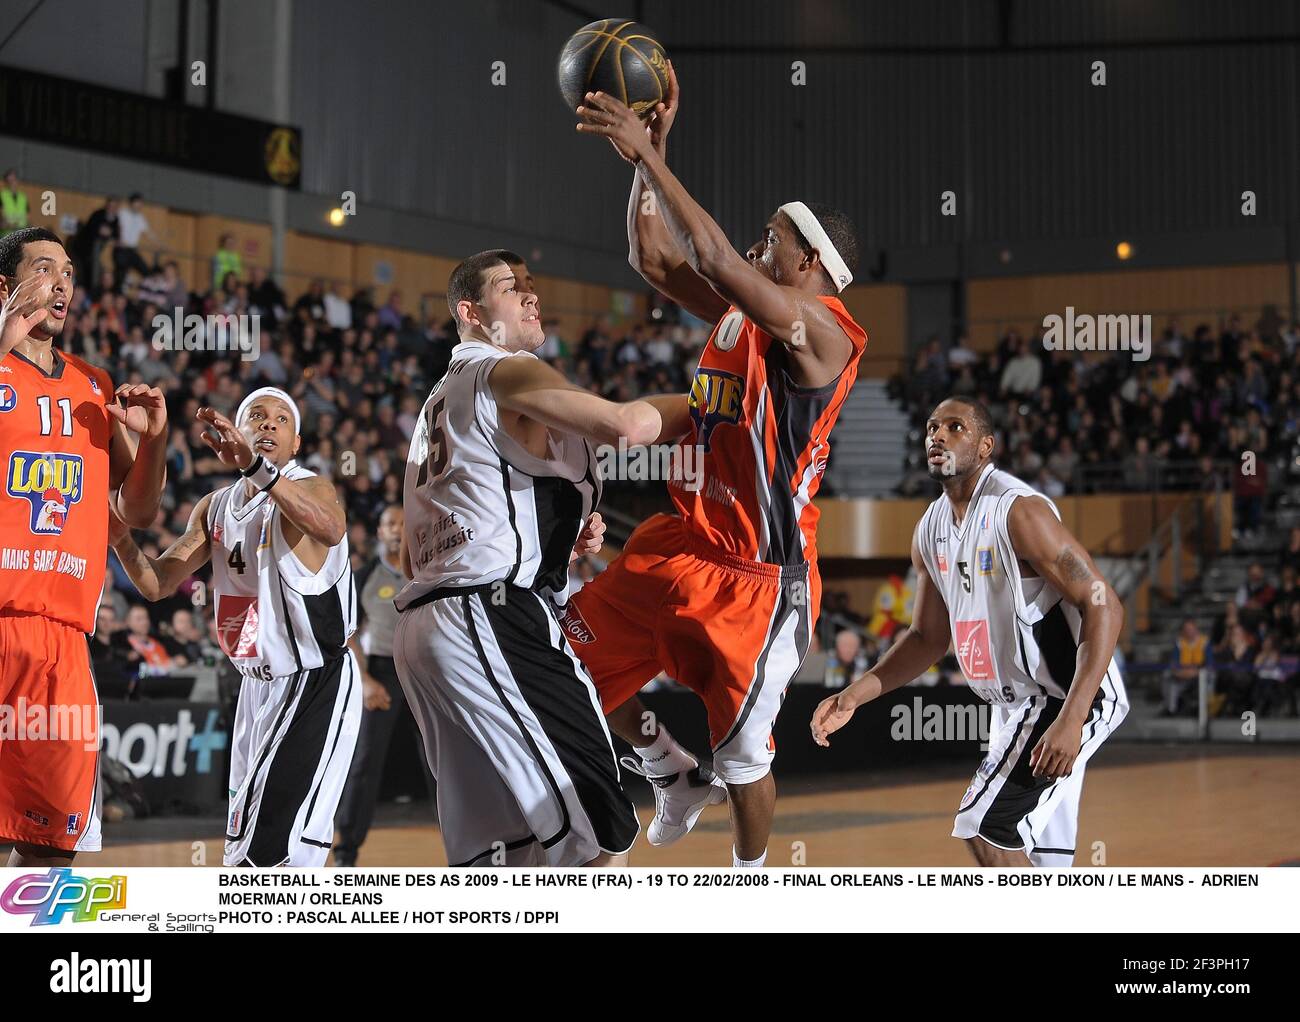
left=1, top=868, right=126, bottom=926
left=687, top=369, right=744, bottom=453
left=7, top=451, right=83, bottom=535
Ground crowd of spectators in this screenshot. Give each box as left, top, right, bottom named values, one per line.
left=1163, top=530, right=1300, bottom=718
left=892, top=317, right=1300, bottom=517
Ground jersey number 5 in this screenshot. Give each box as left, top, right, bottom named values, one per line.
left=956, top=560, right=972, bottom=593
left=415, top=397, right=449, bottom=487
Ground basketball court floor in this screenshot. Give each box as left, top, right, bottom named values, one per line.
left=45, top=744, right=1300, bottom=868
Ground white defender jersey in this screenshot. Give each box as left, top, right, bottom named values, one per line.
left=397, top=339, right=601, bottom=609
left=207, top=461, right=356, bottom=681
left=915, top=463, right=1126, bottom=707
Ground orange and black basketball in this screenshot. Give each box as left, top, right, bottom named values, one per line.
left=558, top=18, right=669, bottom=118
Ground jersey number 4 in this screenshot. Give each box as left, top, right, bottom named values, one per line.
left=227, top=541, right=247, bottom=575
left=415, top=397, right=449, bottom=487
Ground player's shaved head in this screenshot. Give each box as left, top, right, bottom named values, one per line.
left=926, top=396, right=996, bottom=482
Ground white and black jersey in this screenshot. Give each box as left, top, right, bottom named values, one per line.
left=207, top=461, right=356, bottom=682
left=914, top=462, right=1127, bottom=709
left=916, top=463, right=1128, bottom=866
left=207, top=461, right=362, bottom=866
left=394, top=339, right=638, bottom=866
left=396, top=340, right=600, bottom=609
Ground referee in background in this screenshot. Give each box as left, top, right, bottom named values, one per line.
left=333, top=505, right=434, bottom=866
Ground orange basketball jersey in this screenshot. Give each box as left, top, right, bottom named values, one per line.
left=670, top=297, right=866, bottom=565
left=0, top=348, right=112, bottom=633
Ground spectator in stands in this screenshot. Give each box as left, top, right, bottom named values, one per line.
left=324, top=280, right=352, bottom=330
left=1122, top=435, right=1160, bottom=491
left=1164, top=618, right=1209, bottom=717
left=1250, top=634, right=1290, bottom=716
left=71, top=196, right=119, bottom=293
left=1283, top=526, right=1300, bottom=576
left=1236, top=562, right=1276, bottom=620
left=112, top=604, right=187, bottom=677
left=823, top=629, right=869, bottom=688
left=948, top=333, right=978, bottom=371
left=90, top=605, right=130, bottom=697
left=248, top=265, right=286, bottom=327
left=999, top=337, right=1042, bottom=397
left=165, top=609, right=206, bottom=666
left=113, top=192, right=155, bottom=282
left=1, top=168, right=28, bottom=234
left=295, top=278, right=327, bottom=323
left=377, top=289, right=403, bottom=331
left=1215, top=623, right=1256, bottom=715
left=211, top=232, right=242, bottom=291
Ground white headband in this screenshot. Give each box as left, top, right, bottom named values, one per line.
left=236, top=387, right=301, bottom=435
left=779, top=201, right=853, bottom=292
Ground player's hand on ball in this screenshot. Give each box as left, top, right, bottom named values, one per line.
left=811, top=691, right=857, bottom=747
left=197, top=406, right=255, bottom=470
left=109, top=383, right=169, bottom=439
left=1029, top=716, right=1082, bottom=778
left=570, top=512, right=606, bottom=563
left=362, top=674, right=391, bottom=712
left=646, top=60, right=679, bottom=154
left=576, top=91, right=652, bottom=164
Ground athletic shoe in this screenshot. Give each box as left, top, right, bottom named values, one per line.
left=620, top=755, right=728, bottom=846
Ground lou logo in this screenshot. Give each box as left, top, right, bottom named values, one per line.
left=687, top=368, right=745, bottom=453
left=7, top=451, right=83, bottom=535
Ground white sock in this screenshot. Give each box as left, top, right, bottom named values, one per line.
left=633, top=726, right=696, bottom=777
left=733, top=847, right=767, bottom=868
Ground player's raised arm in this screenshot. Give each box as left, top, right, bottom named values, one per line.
left=1006, top=495, right=1125, bottom=779
left=197, top=406, right=346, bottom=549
left=0, top=275, right=51, bottom=360
left=811, top=530, right=952, bottom=746
left=108, top=381, right=170, bottom=528
left=489, top=355, right=662, bottom=447
left=620, top=64, right=730, bottom=323
left=109, top=492, right=214, bottom=602
left=578, top=91, right=852, bottom=387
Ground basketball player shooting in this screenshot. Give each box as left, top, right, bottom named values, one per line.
left=1, top=227, right=168, bottom=867
left=108, top=389, right=362, bottom=867
left=811, top=397, right=1130, bottom=866
left=572, top=67, right=867, bottom=866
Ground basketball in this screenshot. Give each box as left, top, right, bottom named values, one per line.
left=558, top=18, right=669, bottom=117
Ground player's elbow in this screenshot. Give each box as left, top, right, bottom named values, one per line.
left=612, top=401, right=662, bottom=447
left=119, top=501, right=159, bottom=530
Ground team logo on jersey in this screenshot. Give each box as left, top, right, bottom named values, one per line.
left=7, top=451, right=83, bottom=535
left=937, top=553, right=949, bottom=574
left=687, top=368, right=745, bottom=453
left=711, top=310, right=745, bottom=352
left=216, top=594, right=260, bottom=658
left=559, top=602, right=595, bottom=645
left=212, top=523, right=224, bottom=544
left=977, top=548, right=994, bottom=574
left=954, top=619, right=995, bottom=682
left=0, top=383, right=16, bottom=412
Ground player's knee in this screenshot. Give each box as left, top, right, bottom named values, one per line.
left=713, top=752, right=772, bottom=788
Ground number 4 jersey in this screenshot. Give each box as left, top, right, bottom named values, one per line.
left=207, top=462, right=355, bottom=681
left=0, top=348, right=112, bottom=633
left=914, top=463, right=1126, bottom=707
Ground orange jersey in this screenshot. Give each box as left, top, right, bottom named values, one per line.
left=670, top=297, right=866, bottom=565
left=0, top=348, right=113, bottom=633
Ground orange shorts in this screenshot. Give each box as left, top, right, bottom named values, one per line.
left=0, top=610, right=101, bottom=853
left=561, top=514, right=819, bottom=784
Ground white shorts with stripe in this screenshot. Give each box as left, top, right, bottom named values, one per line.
left=394, top=584, right=639, bottom=867
left=951, top=678, right=1128, bottom=867
left=224, top=651, right=362, bottom=867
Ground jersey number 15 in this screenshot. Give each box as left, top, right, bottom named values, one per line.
left=415, top=397, right=449, bottom=487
